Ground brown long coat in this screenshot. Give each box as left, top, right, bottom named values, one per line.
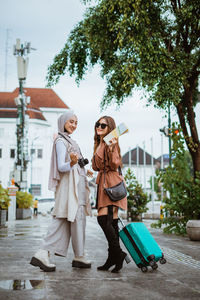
left=92, top=142, right=127, bottom=211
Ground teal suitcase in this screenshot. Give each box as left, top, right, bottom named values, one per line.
left=119, top=219, right=166, bottom=272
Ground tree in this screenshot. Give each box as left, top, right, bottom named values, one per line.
left=152, top=124, right=200, bottom=234
left=46, top=0, right=200, bottom=175
left=124, top=168, right=149, bottom=221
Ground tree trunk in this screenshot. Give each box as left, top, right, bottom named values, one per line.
left=176, top=97, right=200, bottom=176
left=191, top=145, right=200, bottom=174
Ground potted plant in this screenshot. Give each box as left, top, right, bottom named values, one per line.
left=124, top=168, right=149, bottom=221
left=0, top=185, right=11, bottom=226
left=16, top=191, right=33, bottom=219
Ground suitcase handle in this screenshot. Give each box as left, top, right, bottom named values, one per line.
left=118, top=217, right=131, bottom=264
left=118, top=216, right=125, bottom=229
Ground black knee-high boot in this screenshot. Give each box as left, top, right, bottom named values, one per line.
left=97, top=215, right=127, bottom=272
left=112, top=219, right=119, bottom=240
left=97, top=215, right=116, bottom=270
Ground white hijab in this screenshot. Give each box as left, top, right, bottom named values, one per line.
left=48, top=110, right=77, bottom=191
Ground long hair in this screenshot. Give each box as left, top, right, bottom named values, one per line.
left=93, top=116, right=122, bottom=164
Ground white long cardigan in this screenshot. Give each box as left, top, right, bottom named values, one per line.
left=51, top=138, right=91, bottom=222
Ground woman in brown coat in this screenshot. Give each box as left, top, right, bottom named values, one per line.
left=92, top=116, right=128, bottom=273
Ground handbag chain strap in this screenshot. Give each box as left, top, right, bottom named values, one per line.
left=103, top=148, right=122, bottom=188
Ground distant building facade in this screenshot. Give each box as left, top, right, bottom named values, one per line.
left=122, top=146, right=159, bottom=194
left=122, top=147, right=170, bottom=218
left=0, top=88, right=69, bottom=198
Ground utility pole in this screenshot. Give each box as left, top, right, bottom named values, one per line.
left=143, top=141, right=146, bottom=194
left=128, top=147, right=131, bottom=168
left=151, top=137, right=154, bottom=217
left=4, top=29, right=11, bottom=91
left=168, top=100, right=172, bottom=166
left=13, top=38, right=35, bottom=191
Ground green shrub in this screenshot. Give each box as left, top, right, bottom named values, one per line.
left=124, top=168, right=149, bottom=221
left=0, top=185, right=11, bottom=210
left=152, top=124, right=200, bottom=235
left=16, top=191, right=33, bottom=209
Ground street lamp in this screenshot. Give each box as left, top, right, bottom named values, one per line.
left=30, top=136, right=39, bottom=194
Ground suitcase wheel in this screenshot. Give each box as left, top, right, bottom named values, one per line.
left=151, top=263, right=158, bottom=270
left=149, top=260, right=155, bottom=267
left=159, top=258, right=167, bottom=265
left=141, top=266, right=148, bottom=273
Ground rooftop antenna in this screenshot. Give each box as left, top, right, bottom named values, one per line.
left=4, top=29, right=11, bottom=91
left=13, top=38, right=36, bottom=191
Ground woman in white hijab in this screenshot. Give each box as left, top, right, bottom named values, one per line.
left=30, top=110, right=92, bottom=272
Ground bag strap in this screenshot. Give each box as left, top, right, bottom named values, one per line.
left=58, top=132, right=83, bottom=158
left=103, top=148, right=122, bottom=188
left=103, top=149, right=106, bottom=188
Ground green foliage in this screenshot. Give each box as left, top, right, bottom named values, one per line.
left=149, top=173, right=161, bottom=197
left=152, top=124, right=200, bottom=234
left=0, top=185, right=11, bottom=210
left=46, top=0, right=200, bottom=175
left=124, top=168, right=149, bottom=220
left=46, top=0, right=200, bottom=110
left=16, top=191, right=33, bottom=209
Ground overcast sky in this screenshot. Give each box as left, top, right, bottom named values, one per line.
left=0, top=0, right=199, bottom=161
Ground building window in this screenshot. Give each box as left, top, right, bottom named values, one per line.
left=10, top=149, right=15, bottom=159
left=30, top=184, right=41, bottom=196
left=37, top=149, right=43, bottom=159
left=31, top=149, right=36, bottom=156
left=0, top=148, right=2, bottom=158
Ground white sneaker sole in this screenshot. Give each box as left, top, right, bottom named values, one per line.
left=72, top=260, right=91, bottom=268
left=30, top=256, right=56, bottom=272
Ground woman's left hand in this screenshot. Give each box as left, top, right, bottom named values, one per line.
left=87, top=170, right=93, bottom=178
left=108, top=137, right=117, bottom=150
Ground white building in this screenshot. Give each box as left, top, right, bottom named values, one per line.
left=122, top=147, right=169, bottom=218
left=122, top=146, right=159, bottom=194
left=0, top=87, right=69, bottom=199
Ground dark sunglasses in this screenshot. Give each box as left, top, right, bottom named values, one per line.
left=95, top=122, right=108, bottom=129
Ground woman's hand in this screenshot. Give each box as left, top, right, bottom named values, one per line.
left=70, top=152, right=78, bottom=167
left=87, top=169, right=93, bottom=178
left=108, top=137, right=118, bottom=151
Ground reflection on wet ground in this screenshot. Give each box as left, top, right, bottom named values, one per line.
left=0, top=233, right=28, bottom=238
left=0, top=280, right=45, bottom=290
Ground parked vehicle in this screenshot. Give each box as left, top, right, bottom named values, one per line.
left=36, top=198, right=54, bottom=215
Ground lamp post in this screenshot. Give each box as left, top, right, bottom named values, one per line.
left=151, top=137, right=154, bottom=216
left=168, top=100, right=172, bottom=166
left=13, top=38, right=35, bottom=190
left=128, top=147, right=131, bottom=168
left=143, top=141, right=146, bottom=194
left=30, top=136, right=39, bottom=194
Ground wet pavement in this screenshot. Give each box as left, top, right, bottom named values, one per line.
left=0, top=214, right=200, bottom=300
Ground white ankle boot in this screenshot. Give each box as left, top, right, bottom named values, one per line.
left=30, top=249, right=56, bottom=272
left=72, top=256, right=91, bottom=268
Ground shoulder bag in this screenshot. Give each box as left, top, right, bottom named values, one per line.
left=103, top=149, right=127, bottom=202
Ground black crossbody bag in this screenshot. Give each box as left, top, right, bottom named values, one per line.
left=103, top=150, right=127, bottom=202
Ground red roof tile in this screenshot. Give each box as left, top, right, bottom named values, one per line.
left=12, top=88, right=69, bottom=109
left=0, top=109, right=46, bottom=121
left=0, top=88, right=69, bottom=121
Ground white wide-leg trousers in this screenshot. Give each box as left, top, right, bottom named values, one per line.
left=42, top=205, right=86, bottom=257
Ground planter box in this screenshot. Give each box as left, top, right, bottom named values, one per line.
left=0, top=210, right=7, bottom=226
left=16, top=208, right=32, bottom=220
left=186, top=220, right=200, bottom=241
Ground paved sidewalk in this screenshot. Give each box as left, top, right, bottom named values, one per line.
left=0, top=214, right=200, bottom=300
